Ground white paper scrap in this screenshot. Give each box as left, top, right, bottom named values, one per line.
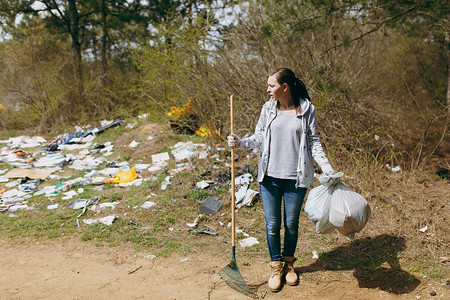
left=196, top=180, right=209, bottom=189
left=238, top=237, right=259, bottom=247
left=83, top=215, right=117, bottom=226
left=47, top=204, right=59, bottom=210
left=141, top=201, right=156, bottom=209
left=152, top=152, right=170, bottom=163
left=186, top=214, right=202, bottom=228
left=419, top=225, right=428, bottom=233
left=129, top=140, right=140, bottom=148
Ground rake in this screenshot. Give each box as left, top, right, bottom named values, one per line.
left=218, top=95, right=256, bottom=298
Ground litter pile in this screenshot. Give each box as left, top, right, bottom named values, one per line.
left=0, top=117, right=260, bottom=249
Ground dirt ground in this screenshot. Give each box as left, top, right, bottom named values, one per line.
left=0, top=237, right=448, bottom=300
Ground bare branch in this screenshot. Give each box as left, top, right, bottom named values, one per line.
left=324, top=4, right=419, bottom=53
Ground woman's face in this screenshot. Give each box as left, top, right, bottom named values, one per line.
left=266, top=75, right=286, bottom=101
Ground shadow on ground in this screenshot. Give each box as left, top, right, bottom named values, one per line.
left=297, top=234, right=420, bottom=294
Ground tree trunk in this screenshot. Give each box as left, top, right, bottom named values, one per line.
left=101, top=0, right=108, bottom=74
left=68, top=0, right=83, bottom=86
left=446, top=31, right=450, bottom=115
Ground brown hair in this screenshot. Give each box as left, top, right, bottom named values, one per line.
left=269, top=68, right=310, bottom=107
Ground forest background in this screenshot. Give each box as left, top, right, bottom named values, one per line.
left=0, top=0, right=448, bottom=173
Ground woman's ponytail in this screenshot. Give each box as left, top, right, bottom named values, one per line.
left=269, top=68, right=311, bottom=107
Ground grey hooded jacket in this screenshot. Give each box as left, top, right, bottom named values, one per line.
left=239, top=98, right=333, bottom=188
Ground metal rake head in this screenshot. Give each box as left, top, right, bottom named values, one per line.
left=218, top=261, right=259, bottom=298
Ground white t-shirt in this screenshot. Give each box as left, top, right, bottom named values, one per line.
left=267, top=109, right=301, bottom=180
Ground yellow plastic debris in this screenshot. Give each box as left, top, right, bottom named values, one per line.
left=195, top=125, right=211, bottom=137
left=0, top=104, right=6, bottom=110
left=106, top=168, right=138, bottom=184
left=166, top=99, right=193, bottom=119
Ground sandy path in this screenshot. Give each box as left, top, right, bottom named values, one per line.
left=0, top=238, right=447, bottom=300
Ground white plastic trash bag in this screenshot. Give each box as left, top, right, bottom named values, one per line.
left=328, top=181, right=371, bottom=238
left=304, top=184, right=335, bottom=234
left=305, top=172, right=370, bottom=238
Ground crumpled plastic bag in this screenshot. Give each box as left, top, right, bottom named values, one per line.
left=305, top=184, right=335, bottom=234
left=305, top=172, right=371, bottom=238
left=106, top=168, right=138, bottom=184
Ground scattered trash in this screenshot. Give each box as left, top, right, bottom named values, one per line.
left=235, top=227, right=250, bottom=237
left=62, top=190, right=79, bottom=200
left=235, top=187, right=258, bottom=209
left=69, top=155, right=106, bottom=171
left=46, top=204, right=59, bottom=210
left=106, top=168, right=139, bottom=184
left=168, top=162, right=193, bottom=175
left=152, top=152, right=170, bottom=164
left=53, top=180, right=81, bottom=194
left=18, top=178, right=42, bottom=192
left=180, top=257, right=190, bottom=263
left=419, top=225, right=428, bottom=233
left=134, top=164, right=150, bottom=172
left=83, top=215, right=118, bottom=226
left=5, top=181, right=19, bottom=188
left=4, top=168, right=54, bottom=180
left=385, top=164, right=401, bottom=173
left=90, top=176, right=107, bottom=185
left=312, top=250, right=319, bottom=259
left=6, top=136, right=46, bottom=148
left=129, top=220, right=139, bottom=226
left=190, top=228, right=218, bottom=236
left=140, top=201, right=156, bottom=209
left=198, top=197, right=223, bottom=216
left=187, top=214, right=203, bottom=228
left=33, top=154, right=68, bottom=168
left=8, top=203, right=31, bottom=212
left=234, top=173, right=253, bottom=186
left=238, top=237, right=259, bottom=247
left=129, top=140, right=140, bottom=148
left=118, top=178, right=143, bottom=187
left=145, top=254, right=156, bottom=260
left=68, top=197, right=100, bottom=209
left=171, top=141, right=207, bottom=161
left=232, top=173, right=259, bottom=208
left=161, top=176, right=172, bottom=190
left=91, top=201, right=120, bottom=211
left=196, top=180, right=210, bottom=189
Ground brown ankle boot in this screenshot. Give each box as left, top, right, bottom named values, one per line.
left=283, top=256, right=298, bottom=286
left=268, top=261, right=285, bottom=292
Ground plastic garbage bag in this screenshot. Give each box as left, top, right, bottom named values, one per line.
left=305, top=172, right=370, bottom=238
left=105, top=168, right=138, bottom=184
left=328, top=181, right=371, bottom=238
left=304, top=184, right=335, bottom=234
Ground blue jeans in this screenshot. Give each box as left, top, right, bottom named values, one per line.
left=259, top=176, right=307, bottom=262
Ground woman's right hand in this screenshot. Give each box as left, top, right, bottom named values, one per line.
left=227, top=134, right=241, bottom=148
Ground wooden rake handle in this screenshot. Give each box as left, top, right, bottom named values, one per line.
left=230, top=95, right=236, bottom=247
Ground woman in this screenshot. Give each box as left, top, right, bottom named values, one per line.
left=227, top=68, right=336, bottom=292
